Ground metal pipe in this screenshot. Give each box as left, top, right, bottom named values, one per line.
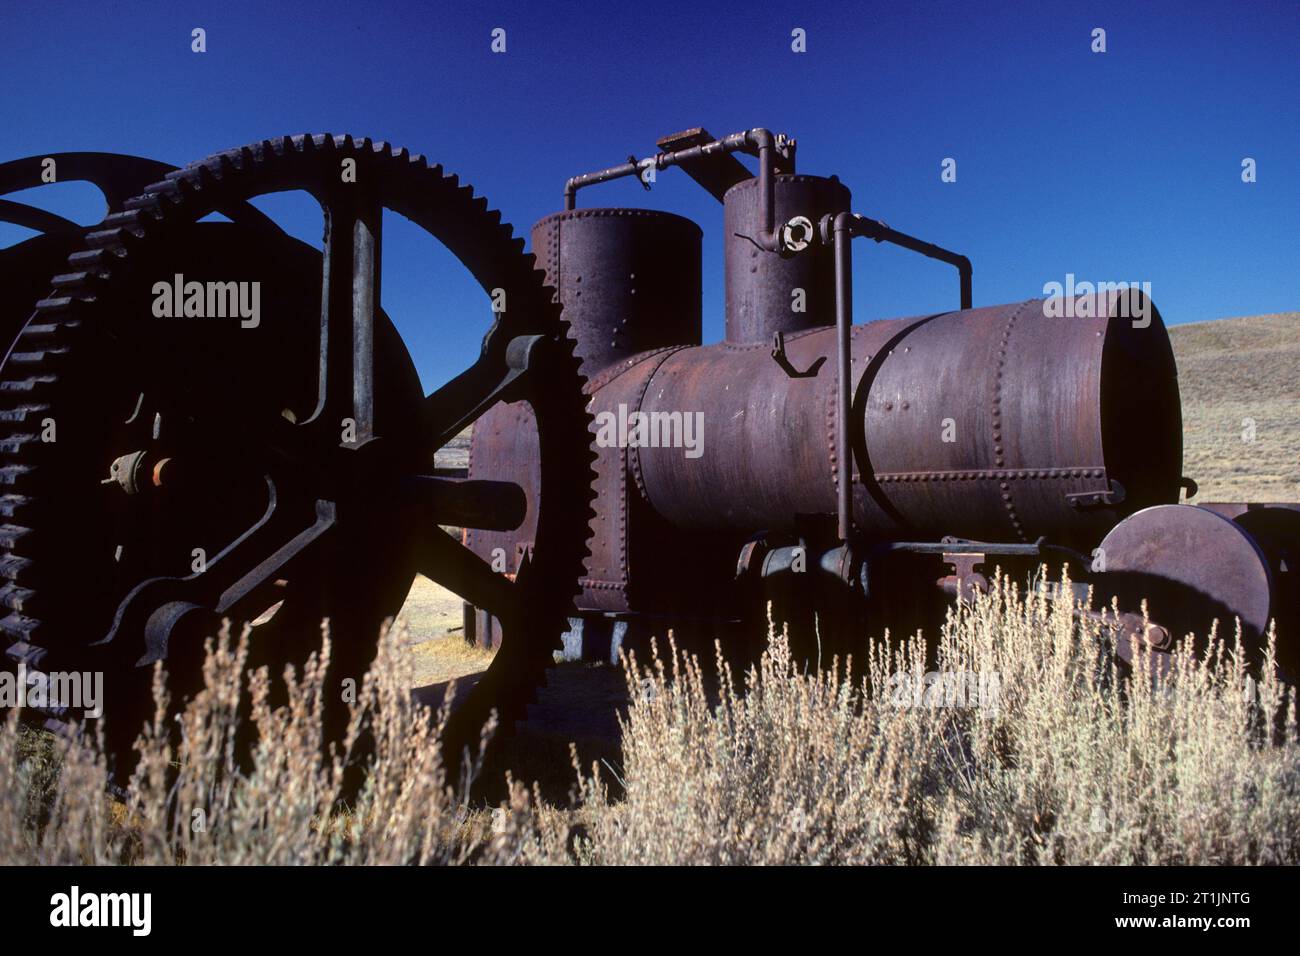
left=749, top=129, right=778, bottom=247
left=563, top=128, right=794, bottom=254
left=848, top=215, right=972, bottom=310
left=564, top=131, right=752, bottom=209
left=819, top=212, right=975, bottom=543
left=831, top=212, right=853, bottom=542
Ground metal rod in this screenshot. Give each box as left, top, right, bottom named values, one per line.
left=564, top=130, right=753, bottom=208
left=875, top=539, right=1045, bottom=556
left=562, top=129, right=793, bottom=253
left=820, top=211, right=975, bottom=543
left=352, top=201, right=380, bottom=443
left=831, top=212, right=853, bottom=542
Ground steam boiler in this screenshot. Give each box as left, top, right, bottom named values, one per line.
left=464, top=126, right=1299, bottom=676
left=0, top=128, right=1295, bottom=770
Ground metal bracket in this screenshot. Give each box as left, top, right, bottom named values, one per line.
left=939, top=552, right=989, bottom=602
left=629, top=155, right=652, bottom=191
left=1066, top=479, right=1126, bottom=510
left=770, top=331, right=825, bottom=378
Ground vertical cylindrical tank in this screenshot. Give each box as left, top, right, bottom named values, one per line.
left=531, top=208, right=702, bottom=373
left=723, top=174, right=851, bottom=344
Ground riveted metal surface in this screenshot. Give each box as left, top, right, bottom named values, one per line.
left=531, top=207, right=701, bottom=374
left=631, top=296, right=1180, bottom=547
left=861, top=294, right=1181, bottom=547
left=636, top=329, right=838, bottom=530
left=464, top=400, right=541, bottom=577
left=723, top=175, right=850, bottom=344
left=579, top=352, right=661, bottom=611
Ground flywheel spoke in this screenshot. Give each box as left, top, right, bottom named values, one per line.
left=415, top=526, right=518, bottom=622
left=105, top=487, right=336, bottom=643
left=310, top=194, right=382, bottom=441
left=421, top=332, right=547, bottom=450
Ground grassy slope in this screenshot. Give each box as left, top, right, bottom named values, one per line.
left=1169, top=311, right=1300, bottom=502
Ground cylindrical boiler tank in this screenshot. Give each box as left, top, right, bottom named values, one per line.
left=621, top=293, right=1181, bottom=548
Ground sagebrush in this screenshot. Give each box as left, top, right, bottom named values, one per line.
left=4, top=573, right=1298, bottom=865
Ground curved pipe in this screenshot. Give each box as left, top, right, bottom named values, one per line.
left=820, top=212, right=975, bottom=540
left=562, top=128, right=795, bottom=253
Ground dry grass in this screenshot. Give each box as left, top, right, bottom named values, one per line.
left=1170, top=311, right=1300, bottom=502
left=400, top=577, right=495, bottom=687
left=5, top=574, right=1298, bottom=865
left=2, top=624, right=518, bottom=865
left=5, top=312, right=1298, bottom=865
left=552, top=574, right=1300, bottom=864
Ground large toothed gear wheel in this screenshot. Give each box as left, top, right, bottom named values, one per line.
left=0, top=134, right=595, bottom=766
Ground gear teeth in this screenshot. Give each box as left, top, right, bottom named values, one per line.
left=0, top=611, right=39, bottom=642
left=147, top=177, right=188, bottom=200
left=0, top=132, right=596, bottom=763
left=50, top=272, right=98, bottom=289
left=0, top=495, right=32, bottom=519
left=8, top=350, right=66, bottom=365
left=0, top=376, right=57, bottom=396
left=0, top=582, right=36, bottom=614
left=122, top=194, right=167, bottom=213
left=225, top=148, right=252, bottom=173
left=3, top=639, right=47, bottom=669
left=84, top=227, right=140, bottom=249
left=0, top=554, right=31, bottom=581
left=33, top=295, right=78, bottom=312
left=67, top=247, right=119, bottom=270
left=0, top=406, right=49, bottom=424
left=0, top=524, right=32, bottom=551
left=100, top=209, right=149, bottom=228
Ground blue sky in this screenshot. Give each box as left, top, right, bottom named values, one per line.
left=2, top=0, right=1297, bottom=389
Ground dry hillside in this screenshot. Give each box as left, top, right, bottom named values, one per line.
left=1169, top=311, right=1300, bottom=503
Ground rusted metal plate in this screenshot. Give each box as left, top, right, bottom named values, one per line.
left=655, top=128, right=754, bottom=202
left=531, top=208, right=701, bottom=373
left=1095, top=503, right=1274, bottom=648
left=628, top=295, right=1180, bottom=549
left=463, top=400, right=541, bottom=583
left=1218, top=504, right=1300, bottom=672
left=1198, top=501, right=1300, bottom=520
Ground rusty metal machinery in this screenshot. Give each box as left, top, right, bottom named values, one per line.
left=2, top=126, right=1297, bottom=769
left=467, top=126, right=1299, bottom=676
left=0, top=136, right=595, bottom=769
